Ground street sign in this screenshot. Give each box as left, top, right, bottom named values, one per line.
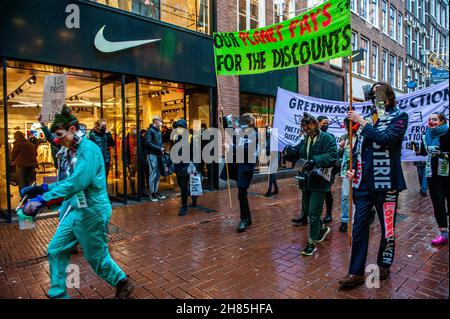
left=343, top=48, right=365, bottom=63
left=430, top=67, right=449, bottom=84
left=407, top=81, right=417, bottom=89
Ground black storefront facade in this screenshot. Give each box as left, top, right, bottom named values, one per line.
left=0, top=0, right=299, bottom=222
left=0, top=0, right=221, bottom=222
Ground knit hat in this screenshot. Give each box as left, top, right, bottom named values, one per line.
left=50, top=105, right=79, bottom=133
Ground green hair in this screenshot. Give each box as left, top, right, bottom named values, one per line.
left=50, top=105, right=79, bottom=133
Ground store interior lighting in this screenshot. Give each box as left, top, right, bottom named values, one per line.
left=6, top=74, right=36, bottom=100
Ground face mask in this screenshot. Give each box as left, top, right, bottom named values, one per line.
left=375, top=101, right=386, bottom=120
left=428, top=119, right=439, bottom=128
left=320, top=125, right=329, bottom=132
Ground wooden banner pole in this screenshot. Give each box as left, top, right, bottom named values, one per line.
left=348, top=54, right=354, bottom=247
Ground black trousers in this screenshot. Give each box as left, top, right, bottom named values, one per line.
left=428, top=176, right=449, bottom=228
left=177, top=175, right=197, bottom=208
left=16, top=165, right=36, bottom=191
left=349, top=190, right=399, bottom=276
left=238, top=187, right=251, bottom=221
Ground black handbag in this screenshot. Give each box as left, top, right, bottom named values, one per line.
left=158, top=153, right=174, bottom=177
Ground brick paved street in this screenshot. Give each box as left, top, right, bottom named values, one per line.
left=0, top=163, right=448, bottom=299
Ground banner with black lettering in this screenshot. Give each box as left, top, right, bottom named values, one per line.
left=272, top=81, right=449, bottom=162
left=213, top=0, right=351, bottom=75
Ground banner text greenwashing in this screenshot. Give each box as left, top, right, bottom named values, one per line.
left=213, top=0, right=352, bottom=75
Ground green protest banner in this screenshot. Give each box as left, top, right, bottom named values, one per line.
left=213, top=0, right=352, bottom=76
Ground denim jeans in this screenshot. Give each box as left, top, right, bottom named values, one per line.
left=416, top=165, right=428, bottom=193
left=147, top=154, right=160, bottom=194
left=132, top=0, right=149, bottom=16
left=341, top=177, right=350, bottom=223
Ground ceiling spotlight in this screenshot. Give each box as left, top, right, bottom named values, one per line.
left=15, top=89, right=20, bottom=95
left=10, top=93, right=15, bottom=99
left=126, top=99, right=129, bottom=104
left=75, top=95, right=79, bottom=100
left=79, top=96, right=83, bottom=101
left=69, top=97, right=73, bottom=101
left=28, top=75, right=36, bottom=84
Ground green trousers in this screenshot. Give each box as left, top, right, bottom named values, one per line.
left=47, top=210, right=126, bottom=299
left=302, top=190, right=326, bottom=242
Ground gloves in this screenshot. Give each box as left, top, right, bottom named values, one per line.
left=429, top=149, right=441, bottom=157
left=303, top=159, right=316, bottom=171
left=20, top=184, right=49, bottom=198
left=23, top=195, right=48, bottom=217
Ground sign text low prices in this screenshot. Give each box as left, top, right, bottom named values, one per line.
left=41, top=73, right=68, bottom=123
left=213, top=0, right=352, bottom=75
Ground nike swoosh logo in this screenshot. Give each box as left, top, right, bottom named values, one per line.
left=94, top=25, right=161, bottom=53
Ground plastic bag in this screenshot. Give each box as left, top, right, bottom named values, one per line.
left=189, top=173, right=203, bottom=196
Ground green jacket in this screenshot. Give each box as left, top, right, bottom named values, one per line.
left=284, top=131, right=338, bottom=192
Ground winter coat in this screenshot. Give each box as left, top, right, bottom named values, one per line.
left=284, top=131, right=338, bottom=192
left=417, top=128, right=450, bottom=178
left=89, top=129, right=115, bottom=163
left=144, top=124, right=163, bottom=156
left=11, top=135, right=38, bottom=167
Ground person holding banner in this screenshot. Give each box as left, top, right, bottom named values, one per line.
left=222, top=113, right=259, bottom=233
left=339, top=82, right=408, bottom=288
left=283, top=113, right=338, bottom=256
left=20, top=108, right=135, bottom=299
left=414, top=113, right=449, bottom=246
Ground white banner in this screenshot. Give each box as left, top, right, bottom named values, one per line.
left=272, top=81, right=449, bottom=162
left=41, top=73, right=67, bottom=123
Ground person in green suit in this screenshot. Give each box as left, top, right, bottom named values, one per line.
left=283, top=113, right=338, bottom=256
left=21, top=107, right=134, bottom=299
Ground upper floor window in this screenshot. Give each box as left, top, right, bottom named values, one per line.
left=389, top=6, right=396, bottom=39
left=372, top=43, right=379, bottom=80
left=406, top=25, right=411, bottom=54
left=351, top=0, right=357, bottom=12
left=275, top=0, right=296, bottom=22
left=436, top=2, right=441, bottom=25
left=431, top=27, right=435, bottom=52
left=382, top=1, right=388, bottom=34
left=352, top=32, right=358, bottom=73
left=389, top=54, right=396, bottom=87
left=431, top=0, right=435, bottom=17
left=88, top=0, right=211, bottom=35
left=397, top=57, right=403, bottom=89
left=360, top=0, right=369, bottom=19
left=238, top=0, right=265, bottom=30
left=361, top=37, right=370, bottom=76
left=419, top=0, right=425, bottom=22
left=397, top=13, right=403, bottom=45
left=370, top=0, right=379, bottom=27
left=382, top=50, right=388, bottom=82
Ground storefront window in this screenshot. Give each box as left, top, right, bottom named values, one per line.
left=90, top=0, right=211, bottom=35
left=0, top=61, right=7, bottom=217
left=240, top=93, right=288, bottom=171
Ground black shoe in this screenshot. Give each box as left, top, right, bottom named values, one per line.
left=246, top=218, right=252, bottom=226
left=323, top=214, right=332, bottom=224
left=292, top=215, right=308, bottom=225
left=264, top=191, right=272, bottom=197
left=192, top=198, right=197, bottom=207
left=316, top=226, right=331, bottom=243
left=115, top=277, right=135, bottom=299
left=339, top=275, right=364, bottom=288
left=272, top=188, right=279, bottom=195
left=150, top=193, right=159, bottom=202
left=155, top=192, right=166, bottom=200
left=420, top=190, right=427, bottom=196
left=178, top=206, right=188, bottom=216
left=339, top=222, right=348, bottom=232
left=301, top=241, right=317, bottom=256
left=237, top=219, right=249, bottom=233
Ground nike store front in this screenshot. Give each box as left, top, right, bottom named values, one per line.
left=0, top=0, right=217, bottom=221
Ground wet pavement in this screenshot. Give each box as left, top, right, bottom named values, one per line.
left=0, top=163, right=448, bottom=299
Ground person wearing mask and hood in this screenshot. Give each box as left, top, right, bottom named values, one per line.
left=11, top=131, right=38, bottom=191
left=414, top=113, right=449, bottom=245
left=171, top=119, right=200, bottom=216
left=20, top=107, right=134, bottom=299
left=89, top=118, right=115, bottom=182
left=339, top=82, right=408, bottom=288
left=283, top=113, right=338, bottom=256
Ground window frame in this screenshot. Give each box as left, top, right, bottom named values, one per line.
left=372, top=43, right=379, bottom=80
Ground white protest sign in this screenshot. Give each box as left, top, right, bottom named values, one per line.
left=41, top=73, right=68, bottom=123
left=272, top=81, right=449, bottom=162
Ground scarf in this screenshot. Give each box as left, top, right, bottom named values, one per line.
left=56, top=132, right=83, bottom=181
left=424, top=123, right=449, bottom=177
